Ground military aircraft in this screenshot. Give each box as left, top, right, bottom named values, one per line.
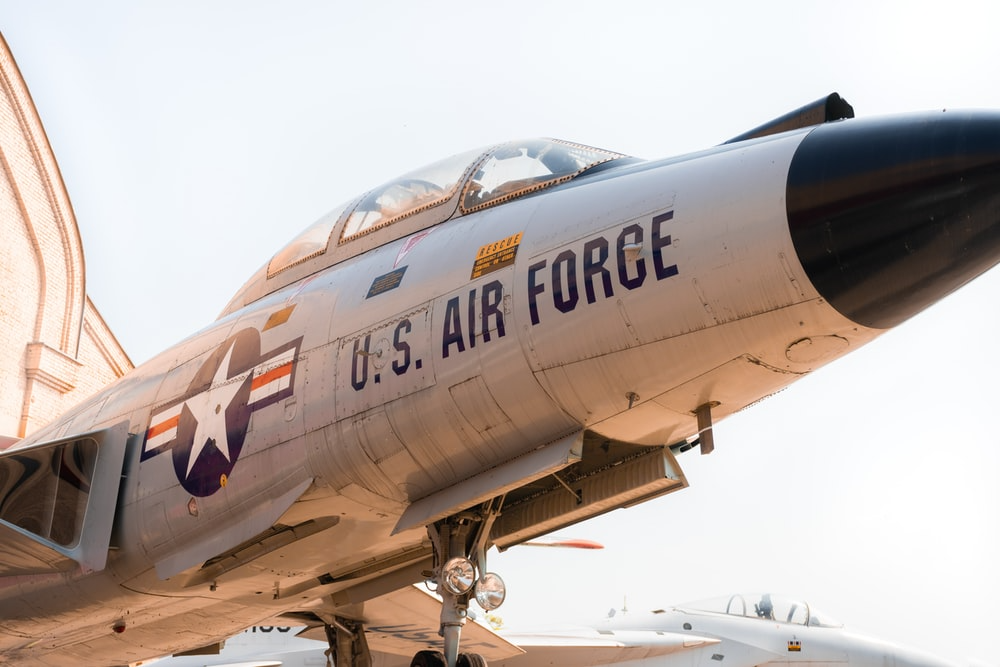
left=511, top=592, right=962, bottom=667
left=150, top=590, right=960, bottom=667
left=3, top=93, right=1000, bottom=667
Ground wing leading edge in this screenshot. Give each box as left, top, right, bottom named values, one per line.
left=494, top=628, right=720, bottom=667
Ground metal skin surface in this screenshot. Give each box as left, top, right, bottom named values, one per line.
left=2, top=110, right=1000, bottom=667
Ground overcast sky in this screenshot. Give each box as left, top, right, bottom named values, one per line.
left=2, top=2, right=999, bottom=664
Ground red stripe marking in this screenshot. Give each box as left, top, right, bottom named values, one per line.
left=251, top=362, right=292, bottom=391
left=147, top=414, right=180, bottom=439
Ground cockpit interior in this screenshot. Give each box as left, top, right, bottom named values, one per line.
left=675, top=593, right=843, bottom=628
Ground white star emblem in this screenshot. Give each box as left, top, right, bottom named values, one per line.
left=183, top=343, right=251, bottom=478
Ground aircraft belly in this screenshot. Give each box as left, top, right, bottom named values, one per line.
left=314, top=330, right=577, bottom=506
left=0, top=572, right=226, bottom=664
left=535, top=295, right=878, bottom=444
left=0, top=596, right=282, bottom=666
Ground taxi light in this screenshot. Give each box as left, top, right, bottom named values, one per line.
left=474, top=572, right=506, bottom=610
left=441, top=557, right=476, bottom=595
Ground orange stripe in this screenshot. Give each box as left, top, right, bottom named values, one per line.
left=251, top=362, right=291, bottom=391
left=147, top=414, right=180, bottom=439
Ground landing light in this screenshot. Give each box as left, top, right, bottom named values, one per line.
left=441, top=557, right=476, bottom=595
left=474, top=573, right=506, bottom=610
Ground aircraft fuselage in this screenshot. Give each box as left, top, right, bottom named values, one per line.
left=4, top=110, right=1000, bottom=666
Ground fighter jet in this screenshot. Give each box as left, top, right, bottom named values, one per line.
left=496, top=593, right=962, bottom=667
left=150, top=590, right=960, bottom=667
left=3, top=94, right=1000, bottom=667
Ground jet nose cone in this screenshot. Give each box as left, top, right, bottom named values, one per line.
left=787, top=110, right=1000, bottom=329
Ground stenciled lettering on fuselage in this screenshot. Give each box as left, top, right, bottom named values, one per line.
left=441, top=279, right=506, bottom=358
left=247, top=626, right=293, bottom=633
left=338, top=305, right=435, bottom=418
left=527, top=209, right=677, bottom=324
left=343, top=210, right=678, bottom=400
left=141, top=327, right=303, bottom=496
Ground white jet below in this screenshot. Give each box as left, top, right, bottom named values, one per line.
left=147, top=589, right=960, bottom=667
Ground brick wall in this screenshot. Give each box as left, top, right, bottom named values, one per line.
left=0, top=34, right=133, bottom=441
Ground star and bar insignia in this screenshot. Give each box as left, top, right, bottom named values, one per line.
left=141, top=327, right=302, bottom=497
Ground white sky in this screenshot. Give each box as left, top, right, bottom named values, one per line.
left=2, top=2, right=999, bottom=664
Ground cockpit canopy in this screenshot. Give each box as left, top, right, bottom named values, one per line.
left=677, top=593, right=843, bottom=628
left=223, top=138, right=630, bottom=315
left=268, top=139, right=626, bottom=276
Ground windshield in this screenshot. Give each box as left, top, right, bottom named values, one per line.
left=461, top=139, right=625, bottom=214
left=339, top=147, right=483, bottom=243
left=678, top=593, right=843, bottom=628
left=261, top=139, right=629, bottom=284
left=268, top=201, right=352, bottom=277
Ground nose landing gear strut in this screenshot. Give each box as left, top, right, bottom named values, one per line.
left=418, top=498, right=506, bottom=667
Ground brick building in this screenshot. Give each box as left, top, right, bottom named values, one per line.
left=0, top=35, right=132, bottom=445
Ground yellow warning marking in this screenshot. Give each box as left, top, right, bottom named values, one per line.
left=264, top=305, right=296, bottom=331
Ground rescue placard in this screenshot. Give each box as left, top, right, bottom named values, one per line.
left=471, top=232, right=523, bottom=279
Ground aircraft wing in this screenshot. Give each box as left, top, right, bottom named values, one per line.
left=140, top=655, right=284, bottom=667
left=295, top=587, right=718, bottom=667
left=152, top=661, right=282, bottom=667
left=296, top=585, right=525, bottom=661
left=492, top=628, right=720, bottom=667
left=0, top=522, right=80, bottom=574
